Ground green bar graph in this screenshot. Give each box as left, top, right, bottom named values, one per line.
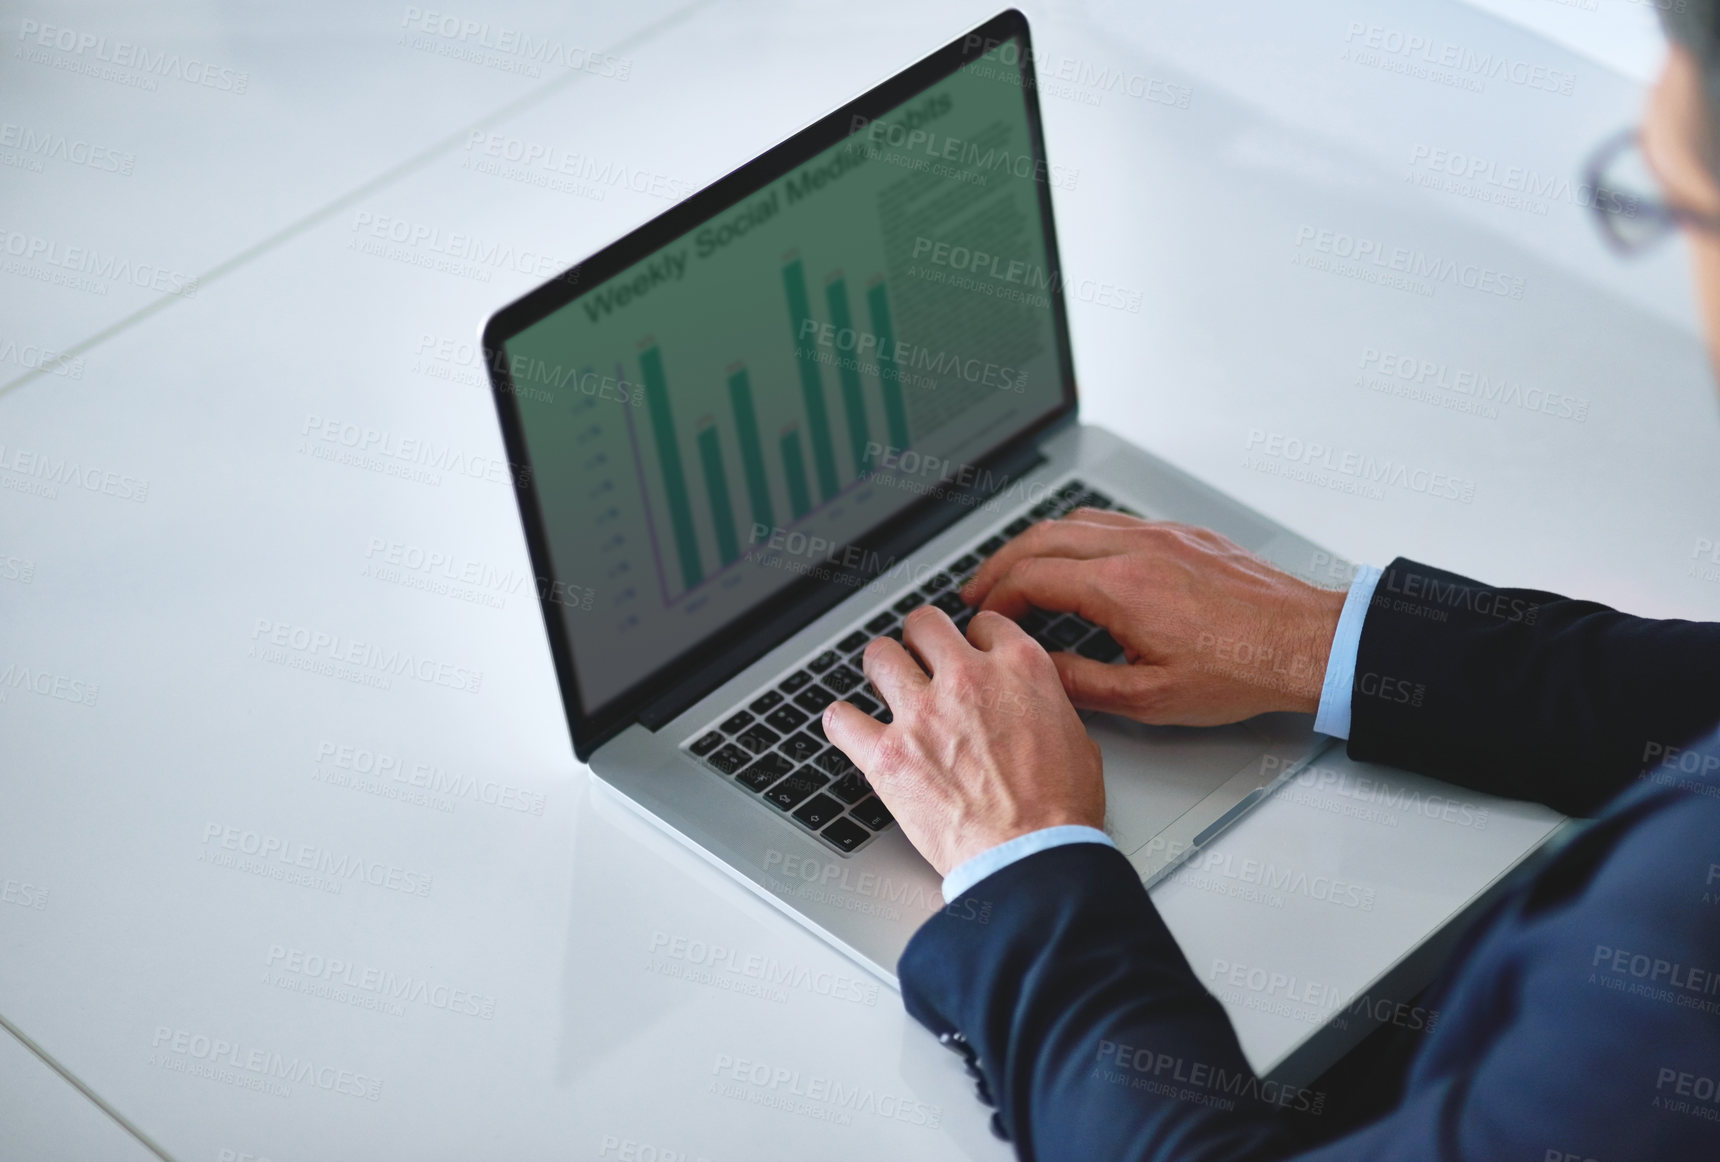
left=780, top=427, right=812, bottom=520
left=866, top=281, right=911, bottom=452
left=726, top=367, right=774, bottom=534
left=638, top=345, right=703, bottom=590
left=824, top=276, right=873, bottom=477
left=782, top=258, right=841, bottom=501
left=696, top=423, right=740, bottom=567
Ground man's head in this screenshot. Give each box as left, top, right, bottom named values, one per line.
left=1652, top=3, right=1720, bottom=379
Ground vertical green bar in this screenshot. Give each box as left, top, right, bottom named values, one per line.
left=638, top=346, right=703, bottom=590
left=782, top=258, right=840, bottom=501
left=780, top=427, right=812, bottom=520
left=824, top=276, right=873, bottom=477
left=696, top=424, right=740, bottom=567
left=726, top=367, right=774, bottom=534
left=866, top=281, right=911, bottom=451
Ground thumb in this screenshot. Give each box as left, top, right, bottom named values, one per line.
left=822, top=701, right=886, bottom=773
left=1051, top=652, right=1167, bottom=718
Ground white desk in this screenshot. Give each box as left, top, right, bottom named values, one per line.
left=2, top=1, right=1710, bottom=1158
left=0, top=1016, right=166, bottom=1162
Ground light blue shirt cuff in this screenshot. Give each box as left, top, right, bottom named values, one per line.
left=1313, top=564, right=1383, bottom=740
left=941, top=824, right=1117, bottom=903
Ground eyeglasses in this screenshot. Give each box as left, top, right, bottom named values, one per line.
left=1584, top=127, right=1720, bottom=255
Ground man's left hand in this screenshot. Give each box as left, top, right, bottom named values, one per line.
left=822, top=606, right=1105, bottom=877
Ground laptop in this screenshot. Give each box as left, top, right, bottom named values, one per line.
left=482, top=8, right=1336, bottom=985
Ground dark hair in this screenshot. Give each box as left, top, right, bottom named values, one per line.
left=1664, top=0, right=1720, bottom=170
left=1662, top=0, right=1717, bottom=47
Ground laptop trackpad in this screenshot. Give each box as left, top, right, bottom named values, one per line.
left=1089, top=713, right=1307, bottom=857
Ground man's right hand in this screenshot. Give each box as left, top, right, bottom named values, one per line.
left=960, top=509, right=1347, bottom=727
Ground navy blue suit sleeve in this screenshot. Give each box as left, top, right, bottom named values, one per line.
left=902, top=841, right=1304, bottom=1161
left=901, top=812, right=1720, bottom=1162
left=1348, top=557, right=1720, bottom=816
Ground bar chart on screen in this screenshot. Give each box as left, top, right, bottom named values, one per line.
left=619, top=252, right=911, bottom=608
left=498, top=57, right=1068, bottom=709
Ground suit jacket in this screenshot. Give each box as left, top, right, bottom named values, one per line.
left=899, top=557, right=1720, bottom=1160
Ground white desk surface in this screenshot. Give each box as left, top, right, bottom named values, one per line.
left=3, top=0, right=1712, bottom=1158
left=0, top=1017, right=165, bottom=1162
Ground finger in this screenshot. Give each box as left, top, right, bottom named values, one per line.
left=963, top=519, right=1127, bottom=605
left=1061, top=506, right=1144, bottom=528
left=978, top=556, right=1114, bottom=623
left=861, top=633, right=931, bottom=710
left=822, top=700, right=886, bottom=769
left=899, top=605, right=971, bottom=677
left=963, top=608, right=1035, bottom=653
left=1050, top=652, right=1168, bottom=717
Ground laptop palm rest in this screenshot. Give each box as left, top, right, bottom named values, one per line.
left=1086, top=711, right=1332, bottom=886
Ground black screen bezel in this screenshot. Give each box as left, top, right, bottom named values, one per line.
left=481, top=8, right=1077, bottom=760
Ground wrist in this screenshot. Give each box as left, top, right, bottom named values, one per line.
left=1284, top=585, right=1345, bottom=715
left=943, top=811, right=1103, bottom=876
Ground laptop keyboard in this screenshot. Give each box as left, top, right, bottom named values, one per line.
left=682, top=478, right=1135, bottom=856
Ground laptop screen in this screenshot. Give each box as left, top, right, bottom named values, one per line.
left=489, top=15, right=1072, bottom=738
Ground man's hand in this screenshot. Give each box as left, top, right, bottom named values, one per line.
left=822, top=606, right=1104, bottom=877
left=961, top=510, right=1346, bottom=726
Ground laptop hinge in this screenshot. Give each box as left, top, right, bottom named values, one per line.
left=635, top=439, right=1053, bottom=735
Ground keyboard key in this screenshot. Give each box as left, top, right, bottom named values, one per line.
left=881, top=626, right=903, bottom=642
left=779, top=670, right=813, bottom=694
left=950, top=554, right=979, bottom=573
left=921, top=573, right=952, bottom=595
left=1115, top=505, right=1142, bottom=518
left=764, top=704, right=809, bottom=733
left=793, top=793, right=844, bottom=829
left=931, top=591, right=967, bottom=617
left=822, top=817, right=870, bottom=853
left=811, top=752, right=853, bottom=780
left=735, top=723, right=782, bottom=754
left=873, top=704, right=893, bottom=725
left=893, top=591, right=925, bottom=615
left=1003, top=517, right=1032, bottom=537
left=779, top=732, right=823, bottom=764
left=829, top=769, right=871, bottom=802
left=952, top=609, right=976, bottom=635
left=1045, top=617, right=1091, bottom=650
left=1030, top=499, right=1057, bottom=519
left=793, top=685, right=837, bottom=714
left=1018, top=608, right=1052, bottom=635
left=1077, top=629, right=1125, bottom=662
left=837, top=630, right=869, bottom=653
left=708, top=744, right=751, bottom=775
left=864, top=611, right=897, bottom=634
left=1071, top=490, right=1112, bottom=510
left=976, top=535, right=1007, bottom=556
left=1057, top=479, right=1085, bottom=498
left=802, top=714, right=827, bottom=742
left=720, top=710, right=754, bottom=734
left=822, top=664, right=863, bottom=694
left=845, top=691, right=879, bottom=716
left=851, top=797, right=895, bottom=831
left=689, top=731, right=723, bottom=756
left=763, top=767, right=828, bottom=810
left=737, top=752, right=795, bottom=791
left=808, top=650, right=839, bottom=674
left=749, top=690, right=784, bottom=714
